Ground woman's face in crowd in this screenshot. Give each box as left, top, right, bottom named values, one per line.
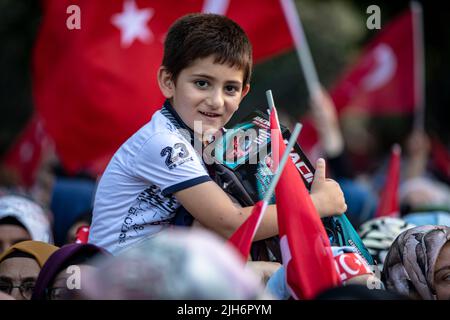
left=48, top=264, right=94, bottom=300
left=434, top=241, right=450, bottom=300
left=0, top=257, right=40, bottom=300
left=0, top=225, right=31, bottom=254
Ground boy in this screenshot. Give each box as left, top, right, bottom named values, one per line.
left=89, top=13, right=347, bottom=255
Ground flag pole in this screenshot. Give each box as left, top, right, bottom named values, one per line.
left=242, top=90, right=302, bottom=237
left=266, top=89, right=276, bottom=112
left=280, top=0, right=321, bottom=97
left=411, top=1, right=426, bottom=132
left=263, top=122, right=302, bottom=204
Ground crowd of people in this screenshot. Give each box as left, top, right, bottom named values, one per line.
left=0, top=12, right=449, bottom=301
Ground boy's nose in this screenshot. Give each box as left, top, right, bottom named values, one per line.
left=207, top=89, right=224, bottom=110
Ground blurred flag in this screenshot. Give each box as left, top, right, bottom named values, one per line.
left=430, top=137, right=450, bottom=184
left=331, top=8, right=416, bottom=115
left=75, top=225, right=90, bottom=244
left=300, top=8, right=418, bottom=158
left=374, top=144, right=401, bottom=218
left=270, top=105, right=340, bottom=300
left=1, top=115, right=51, bottom=187
left=33, top=0, right=293, bottom=175
left=228, top=200, right=267, bottom=261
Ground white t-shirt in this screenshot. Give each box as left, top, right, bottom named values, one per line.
left=89, top=104, right=211, bottom=254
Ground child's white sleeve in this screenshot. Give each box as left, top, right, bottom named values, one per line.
left=133, top=131, right=211, bottom=195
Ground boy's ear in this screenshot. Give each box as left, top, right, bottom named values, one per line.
left=157, top=66, right=175, bottom=99
left=240, top=84, right=250, bottom=101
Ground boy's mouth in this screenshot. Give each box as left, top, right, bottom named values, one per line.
left=199, top=111, right=221, bottom=118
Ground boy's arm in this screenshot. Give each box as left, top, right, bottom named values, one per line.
left=175, top=180, right=278, bottom=240
left=175, top=158, right=346, bottom=240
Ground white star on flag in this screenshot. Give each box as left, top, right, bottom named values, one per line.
left=111, top=0, right=154, bottom=48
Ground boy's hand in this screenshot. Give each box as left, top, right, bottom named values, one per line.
left=310, top=158, right=347, bottom=217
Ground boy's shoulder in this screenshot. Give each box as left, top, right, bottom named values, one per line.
left=128, top=108, right=188, bottom=147
left=122, top=108, right=195, bottom=163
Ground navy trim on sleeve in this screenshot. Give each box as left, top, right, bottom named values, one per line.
left=161, top=176, right=212, bottom=196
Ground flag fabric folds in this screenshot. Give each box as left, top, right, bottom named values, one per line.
left=270, top=106, right=340, bottom=300
left=228, top=200, right=267, bottom=261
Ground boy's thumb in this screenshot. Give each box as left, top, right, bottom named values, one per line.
left=313, top=158, right=326, bottom=184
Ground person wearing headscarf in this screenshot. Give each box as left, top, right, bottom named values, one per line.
left=0, top=241, right=59, bottom=300
left=0, top=195, right=53, bottom=253
left=32, top=243, right=110, bottom=300
left=82, top=228, right=269, bottom=300
left=382, top=225, right=450, bottom=300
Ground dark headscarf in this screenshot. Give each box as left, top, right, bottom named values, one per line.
left=31, top=243, right=110, bottom=300
left=382, top=225, right=450, bottom=300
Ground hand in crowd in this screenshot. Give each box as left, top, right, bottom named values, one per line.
left=310, top=158, right=347, bottom=217
left=405, top=129, right=431, bottom=179
left=310, top=86, right=344, bottom=158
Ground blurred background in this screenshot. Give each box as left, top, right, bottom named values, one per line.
left=0, top=0, right=448, bottom=173
left=0, top=0, right=448, bottom=219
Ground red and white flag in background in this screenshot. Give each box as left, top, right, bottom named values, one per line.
left=270, top=105, right=341, bottom=300
left=31, top=0, right=293, bottom=176
left=374, top=144, right=401, bottom=218
left=300, top=8, right=418, bottom=158
left=330, top=9, right=416, bottom=116
left=1, top=115, right=52, bottom=187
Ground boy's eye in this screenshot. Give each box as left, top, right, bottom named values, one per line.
left=225, top=85, right=238, bottom=94
left=195, top=80, right=209, bottom=88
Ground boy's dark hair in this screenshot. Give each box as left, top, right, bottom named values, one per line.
left=162, top=13, right=253, bottom=86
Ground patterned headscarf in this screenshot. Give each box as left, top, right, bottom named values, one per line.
left=382, top=225, right=450, bottom=300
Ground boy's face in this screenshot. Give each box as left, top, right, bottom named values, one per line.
left=158, top=55, right=250, bottom=136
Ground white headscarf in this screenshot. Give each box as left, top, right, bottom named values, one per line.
left=0, top=195, right=53, bottom=244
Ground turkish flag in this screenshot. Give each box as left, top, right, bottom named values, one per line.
left=330, top=9, right=416, bottom=115
left=1, top=115, right=52, bottom=187
left=228, top=200, right=267, bottom=261
left=374, top=144, right=401, bottom=218
left=270, top=106, right=340, bottom=300
left=33, top=0, right=293, bottom=175
left=300, top=8, right=417, bottom=159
